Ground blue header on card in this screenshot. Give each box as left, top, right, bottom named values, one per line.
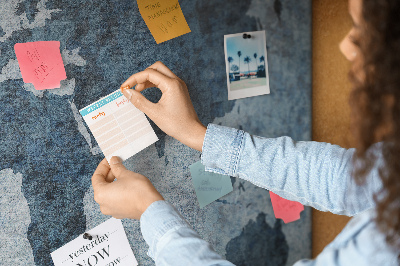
left=80, top=90, right=123, bottom=116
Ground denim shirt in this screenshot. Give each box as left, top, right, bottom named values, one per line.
left=140, top=124, right=399, bottom=265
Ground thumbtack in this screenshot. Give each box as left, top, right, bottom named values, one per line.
left=243, top=33, right=251, bottom=39
left=83, top=233, right=93, bottom=240
left=120, top=85, right=130, bottom=92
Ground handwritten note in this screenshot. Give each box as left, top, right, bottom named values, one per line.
left=189, top=161, right=233, bottom=208
left=51, top=218, right=138, bottom=266
left=80, top=89, right=158, bottom=162
left=14, top=41, right=66, bottom=90
left=269, top=191, right=304, bottom=224
left=137, top=0, right=191, bottom=44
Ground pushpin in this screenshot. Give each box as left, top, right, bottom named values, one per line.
left=83, top=233, right=93, bottom=240
left=120, top=85, right=130, bottom=92
left=243, top=33, right=252, bottom=39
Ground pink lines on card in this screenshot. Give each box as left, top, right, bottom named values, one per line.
left=126, top=126, right=154, bottom=143
left=113, top=105, right=141, bottom=121
left=88, top=103, right=155, bottom=158
left=90, top=117, right=124, bottom=157
left=91, top=116, right=115, bottom=133
left=103, top=139, right=129, bottom=157
left=95, top=127, right=122, bottom=144
left=100, top=132, right=125, bottom=150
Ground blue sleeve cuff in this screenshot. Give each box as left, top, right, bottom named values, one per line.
left=201, top=124, right=245, bottom=176
left=140, top=200, right=190, bottom=259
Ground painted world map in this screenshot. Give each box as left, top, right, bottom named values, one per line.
left=0, top=0, right=311, bottom=265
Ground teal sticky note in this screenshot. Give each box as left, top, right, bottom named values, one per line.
left=189, top=161, right=233, bottom=208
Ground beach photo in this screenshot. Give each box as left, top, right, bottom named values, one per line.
left=224, top=30, right=270, bottom=100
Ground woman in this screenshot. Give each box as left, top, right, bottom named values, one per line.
left=91, top=0, right=400, bottom=264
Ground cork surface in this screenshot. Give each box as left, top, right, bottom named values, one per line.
left=312, top=0, right=353, bottom=257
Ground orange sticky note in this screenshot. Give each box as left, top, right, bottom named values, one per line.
left=137, top=0, right=191, bottom=44
left=270, top=191, right=304, bottom=224
left=14, top=41, right=67, bottom=90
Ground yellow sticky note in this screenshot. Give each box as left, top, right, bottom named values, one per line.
left=137, top=0, right=191, bottom=44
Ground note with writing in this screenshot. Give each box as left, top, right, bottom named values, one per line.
left=137, top=0, right=191, bottom=44
left=80, top=89, right=158, bottom=162
left=14, top=41, right=67, bottom=90
left=51, top=218, right=137, bottom=266
left=269, top=191, right=304, bottom=223
left=189, top=161, right=233, bottom=208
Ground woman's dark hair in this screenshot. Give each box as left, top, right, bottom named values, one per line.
left=350, top=0, right=400, bottom=252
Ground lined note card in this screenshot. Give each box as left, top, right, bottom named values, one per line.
left=14, top=41, right=66, bottom=90
left=80, top=89, right=158, bottom=162
left=137, top=0, right=191, bottom=44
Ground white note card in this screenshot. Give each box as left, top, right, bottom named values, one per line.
left=51, top=218, right=138, bottom=266
left=80, top=89, right=158, bottom=162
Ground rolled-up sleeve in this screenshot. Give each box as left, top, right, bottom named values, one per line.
left=140, top=200, right=234, bottom=265
left=201, top=124, right=382, bottom=216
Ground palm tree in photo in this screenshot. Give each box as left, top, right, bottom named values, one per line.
left=244, top=56, right=251, bottom=77
left=227, top=56, right=234, bottom=73
left=231, top=64, right=239, bottom=73
left=237, top=51, right=242, bottom=76
left=253, top=53, right=258, bottom=74
left=259, top=55, right=266, bottom=77
left=260, top=55, right=265, bottom=70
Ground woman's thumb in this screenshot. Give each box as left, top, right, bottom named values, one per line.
left=122, top=88, right=153, bottom=114
left=109, top=156, right=127, bottom=177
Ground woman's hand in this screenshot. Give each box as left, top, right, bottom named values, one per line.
left=120, top=61, right=206, bottom=152
left=91, top=157, right=164, bottom=220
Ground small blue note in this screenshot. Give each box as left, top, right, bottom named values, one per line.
left=189, top=161, right=233, bottom=208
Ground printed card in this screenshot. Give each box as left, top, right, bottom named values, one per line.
left=51, top=218, right=138, bottom=266
left=80, top=89, right=158, bottom=162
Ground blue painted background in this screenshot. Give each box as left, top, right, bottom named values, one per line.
left=0, top=0, right=311, bottom=265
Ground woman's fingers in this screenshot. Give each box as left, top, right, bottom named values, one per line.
left=147, top=61, right=178, bottom=79
left=119, top=62, right=206, bottom=152
left=135, top=81, right=156, bottom=92
left=124, top=61, right=178, bottom=92
left=91, top=159, right=110, bottom=189
left=105, top=169, right=116, bottom=183
left=121, top=88, right=158, bottom=116
left=120, top=68, right=175, bottom=93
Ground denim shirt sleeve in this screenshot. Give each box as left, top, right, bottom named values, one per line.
left=140, top=200, right=235, bottom=266
left=201, top=124, right=382, bottom=216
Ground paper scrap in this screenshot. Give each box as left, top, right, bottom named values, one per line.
left=137, top=0, right=191, bottom=44
left=269, top=191, right=304, bottom=223
left=189, top=161, right=233, bottom=208
left=80, top=89, right=158, bottom=162
left=14, top=41, right=67, bottom=90
left=51, top=218, right=138, bottom=266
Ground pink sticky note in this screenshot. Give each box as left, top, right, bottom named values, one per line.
left=270, top=191, right=304, bottom=223
left=14, top=41, right=67, bottom=90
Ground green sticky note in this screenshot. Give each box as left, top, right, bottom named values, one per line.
left=189, top=161, right=233, bottom=208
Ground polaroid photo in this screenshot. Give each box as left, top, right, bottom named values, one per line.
left=224, top=30, right=270, bottom=100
